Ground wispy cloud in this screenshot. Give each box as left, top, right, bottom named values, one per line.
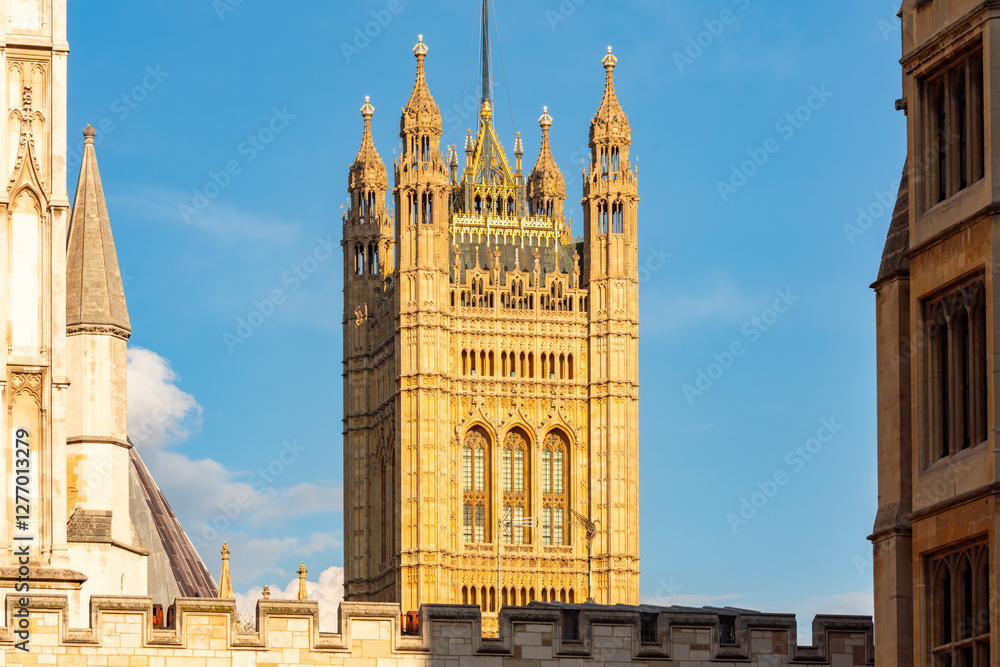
left=640, top=592, right=743, bottom=608
left=643, top=278, right=757, bottom=335
left=113, top=186, right=301, bottom=247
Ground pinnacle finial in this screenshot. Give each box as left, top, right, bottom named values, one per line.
left=361, top=95, right=374, bottom=119
left=539, top=106, right=553, bottom=129
left=218, top=544, right=234, bottom=599
left=83, top=124, right=97, bottom=145
left=414, top=34, right=428, bottom=57
left=296, top=564, right=309, bottom=601
left=603, top=45, right=617, bottom=69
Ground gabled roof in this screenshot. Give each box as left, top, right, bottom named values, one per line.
left=129, top=444, right=216, bottom=600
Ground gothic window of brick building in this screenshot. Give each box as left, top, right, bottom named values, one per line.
left=541, top=430, right=569, bottom=546
left=918, top=46, right=984, bottom=212
left=924, top=276, right=986, bottom=462
left=463, top=427, right=491, bottom=543
left=928, top=541, right=990, bottom=667
left=502, top=428, right=530, bottom=544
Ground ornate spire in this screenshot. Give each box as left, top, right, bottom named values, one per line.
left=351, top=96, right=387, bottom=192
left=592, top=46, right=630, bottom=143
left=66, top=125, right=131, bottom=339
left=529, top=106, right=565, bottom=220
left=402, top=34, right=442, bottom=134
left=481, top=0, right=492, bottom=105
left=218, top=544, right=234, bottom=598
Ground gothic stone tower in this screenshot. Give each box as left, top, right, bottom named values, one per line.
left=342, top=13, right=640, bottom=634
left=871, top=1, right=997, bottom=666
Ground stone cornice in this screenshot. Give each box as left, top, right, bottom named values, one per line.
left=66, top=435, right=131, bottom=449
left=66, top=323, right=131, bottom=340
left=906, top=482, right=999, bottom=523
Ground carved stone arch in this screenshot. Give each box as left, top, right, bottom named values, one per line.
left=538, top=407, right=575, bottom=445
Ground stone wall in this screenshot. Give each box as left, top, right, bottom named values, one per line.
left=1, top=596, right=872, bottom=666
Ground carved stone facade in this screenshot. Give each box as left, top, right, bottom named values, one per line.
left=342, top=19, right=640, bottom=631
left=871, top=2, right=999, bottom=666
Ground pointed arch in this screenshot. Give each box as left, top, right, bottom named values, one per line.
left=541, top=429, right=570, bottom=546
left=502, top=427, right=532, bottom=545
left=462, top=425, right=492, bottom=543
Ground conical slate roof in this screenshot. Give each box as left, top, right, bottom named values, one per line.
left=66, top=125, right=130, bottom=337
left=875, top=159, right=910, bottom=284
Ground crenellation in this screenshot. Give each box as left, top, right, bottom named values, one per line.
left=41, top=593, right=882, bottom=664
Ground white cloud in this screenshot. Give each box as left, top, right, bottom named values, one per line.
left=127, top=347, right=202, bottom=450
left=126, top=347, right=341, bottom=582
left=236, top=565, right=344, bottom=632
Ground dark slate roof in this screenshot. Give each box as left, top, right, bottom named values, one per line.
left=450, top=236, right=581, bottom=284
left=875, top=159, right=909, bottom=284
left=129, top=445, right=217, bottom=598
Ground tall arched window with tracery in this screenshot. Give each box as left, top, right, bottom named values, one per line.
left=462, top=426, right=491, bottom=543
left=502, top=428, right=531, bottom=544
left=541, top=430, right=569, bottom=546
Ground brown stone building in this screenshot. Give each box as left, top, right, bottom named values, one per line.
left=871, top=1, right=997, bottom=666
left=341, top=5, right=640, bottom=632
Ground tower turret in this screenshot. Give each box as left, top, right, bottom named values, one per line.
left=65, top=124, right=148, bottom=610
left=581, top=46, right=640, bottom=605
left=528, top=106, right=566, bottom=222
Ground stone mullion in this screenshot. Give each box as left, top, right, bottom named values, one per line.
left=945, top=311, right=959, bottom=457
left=928, top=311, right=945, bottom=461
left=967, top=302, right=982, bottom=445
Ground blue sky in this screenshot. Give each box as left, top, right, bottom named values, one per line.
left=67, top=0, right=903, bottom=632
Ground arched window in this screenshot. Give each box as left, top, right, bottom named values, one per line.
left=462, top=427, right=491, bottom=543
left=542, top=430, right=569, bottom=546
left=502, top=429, right=531, bottom=545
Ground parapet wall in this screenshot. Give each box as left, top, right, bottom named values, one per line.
left=0, top=595, right=873, bottom=666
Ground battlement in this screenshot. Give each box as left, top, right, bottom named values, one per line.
left=3, top=595, right=872, bottom=666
